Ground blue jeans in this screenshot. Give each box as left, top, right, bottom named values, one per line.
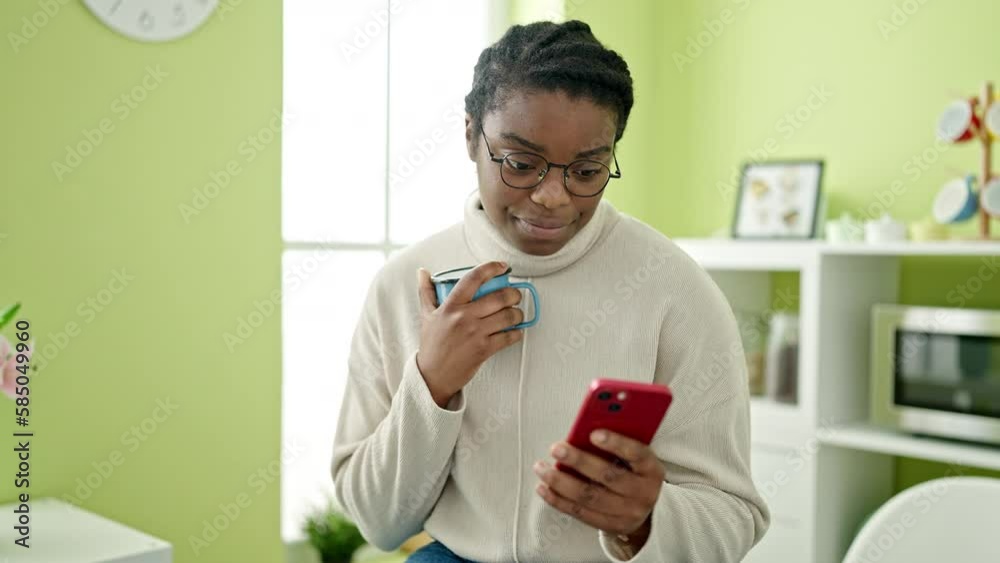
left=406, top=540, right=474, bottom=562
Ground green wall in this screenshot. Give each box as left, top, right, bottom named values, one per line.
left=1, top=2, right=283, bottom=562
left=518, top=0, right=1000, bottom=490
left=510, top=0, right=693, bottom=229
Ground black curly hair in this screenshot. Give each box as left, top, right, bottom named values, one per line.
left=464, top=20, right=634, bottom=145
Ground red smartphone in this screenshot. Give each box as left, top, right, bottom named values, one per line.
left=556, top=379, right=673, bottom=480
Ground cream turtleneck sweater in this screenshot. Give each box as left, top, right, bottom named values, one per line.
left=331, top=190, right=769, bottom=562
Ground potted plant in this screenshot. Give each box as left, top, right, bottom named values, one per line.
left=303, top=503, right=367, bottom=563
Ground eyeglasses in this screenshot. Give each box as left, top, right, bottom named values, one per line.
left=480, top=129, right=621, bottom=198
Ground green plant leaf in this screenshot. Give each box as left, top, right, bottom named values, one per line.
left=0, top=303, right=21, bottom=332
left=303, top=503, right=366, bottom=563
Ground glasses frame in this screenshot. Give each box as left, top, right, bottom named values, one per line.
left=480, top=129, right=621, bottom=198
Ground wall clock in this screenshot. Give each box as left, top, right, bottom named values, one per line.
left=82, top=0, right=218, bottom=43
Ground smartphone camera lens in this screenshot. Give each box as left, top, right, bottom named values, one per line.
left=597, top=391, right=612, bottom=401
left=609, top=403, right=622, bottom=412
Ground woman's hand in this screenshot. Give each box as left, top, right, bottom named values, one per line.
left=415, top=261, right=525, bottom=408
left=534, top=430, right=665, bottom=547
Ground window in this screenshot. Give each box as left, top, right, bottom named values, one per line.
left=281, top=0, right=496, bottom=542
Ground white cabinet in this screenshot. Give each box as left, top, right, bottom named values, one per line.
left=744, top=515, right=809, bottom=563
left=674, top=239, right=1000, bottom=563
left=744, top=444, right=812, bottom=562
left=0, top=497, right=171, bottom=562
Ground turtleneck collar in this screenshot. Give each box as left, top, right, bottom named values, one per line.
left=461, top=190, right=620, bottom=278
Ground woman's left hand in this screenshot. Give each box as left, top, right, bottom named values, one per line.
left=534, top=429, right=665, bottom=541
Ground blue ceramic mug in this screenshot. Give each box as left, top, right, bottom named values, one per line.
left=933, top=175, right=979, bottom=224
left=430, top=265, right=540, bottom=330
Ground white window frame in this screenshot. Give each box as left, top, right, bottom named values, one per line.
left=281, top=1, right=511, bottom=558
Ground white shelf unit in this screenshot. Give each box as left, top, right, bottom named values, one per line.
left=672, top=238, right=1000, bottom=563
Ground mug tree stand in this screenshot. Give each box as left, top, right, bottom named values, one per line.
left=974, top=81, right=996, bottom=240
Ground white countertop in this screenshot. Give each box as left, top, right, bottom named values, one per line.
left=0, top=497, right=171, bottom=562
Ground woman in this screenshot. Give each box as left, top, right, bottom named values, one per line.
left=332, top=20, right=769, bottom=562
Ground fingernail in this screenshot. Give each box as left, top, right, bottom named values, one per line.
left=592, top=430, right=607, bottom=444
left=552, top=445, right=567, bottom=459
left=499, top=261, right=508, bottom=269
left=533, top=461, right=546, bottom=475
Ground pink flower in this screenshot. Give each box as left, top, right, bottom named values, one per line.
left=0, top=334, right=32, bottom=399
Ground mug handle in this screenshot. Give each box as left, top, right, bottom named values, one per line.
left=508, top=282, right=540, bottom=329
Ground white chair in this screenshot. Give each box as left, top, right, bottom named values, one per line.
left=843, top=476, right=1000, bottom=563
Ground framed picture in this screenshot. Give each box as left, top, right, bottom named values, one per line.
left=732, top=160, right=824, bottom=239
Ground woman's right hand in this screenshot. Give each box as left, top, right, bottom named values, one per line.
left=415, top=261, right=525, bottom=408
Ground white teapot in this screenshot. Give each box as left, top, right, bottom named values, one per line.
left=864, top=213, right=907, bottom=243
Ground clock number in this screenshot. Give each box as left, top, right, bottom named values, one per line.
left=173, top=3, right=187, bottom=26
left=139, top=10, right=154, bottom=31
left=109, top=0, right=123, bottom=15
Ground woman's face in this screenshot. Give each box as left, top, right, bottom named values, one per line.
left=466, top=90, right=618, bottom=256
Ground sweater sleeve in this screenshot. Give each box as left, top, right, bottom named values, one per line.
left=330, top=275, right=467, bottom=551
left=598, top=264, right=770, bottom=562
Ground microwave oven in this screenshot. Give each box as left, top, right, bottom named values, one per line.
left=871, top=304, right=1000, bottom=446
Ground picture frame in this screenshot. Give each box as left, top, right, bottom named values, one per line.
left=731, top=160, right=825, bottom=239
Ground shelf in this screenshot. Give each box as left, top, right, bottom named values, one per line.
left=673, top=238, right=1000, bottom=267
left=819, top=422, right=1000, bottom=471
left=673, top=239, right=817, bottom=270
left=820, top=240, right=1000, bottom=256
